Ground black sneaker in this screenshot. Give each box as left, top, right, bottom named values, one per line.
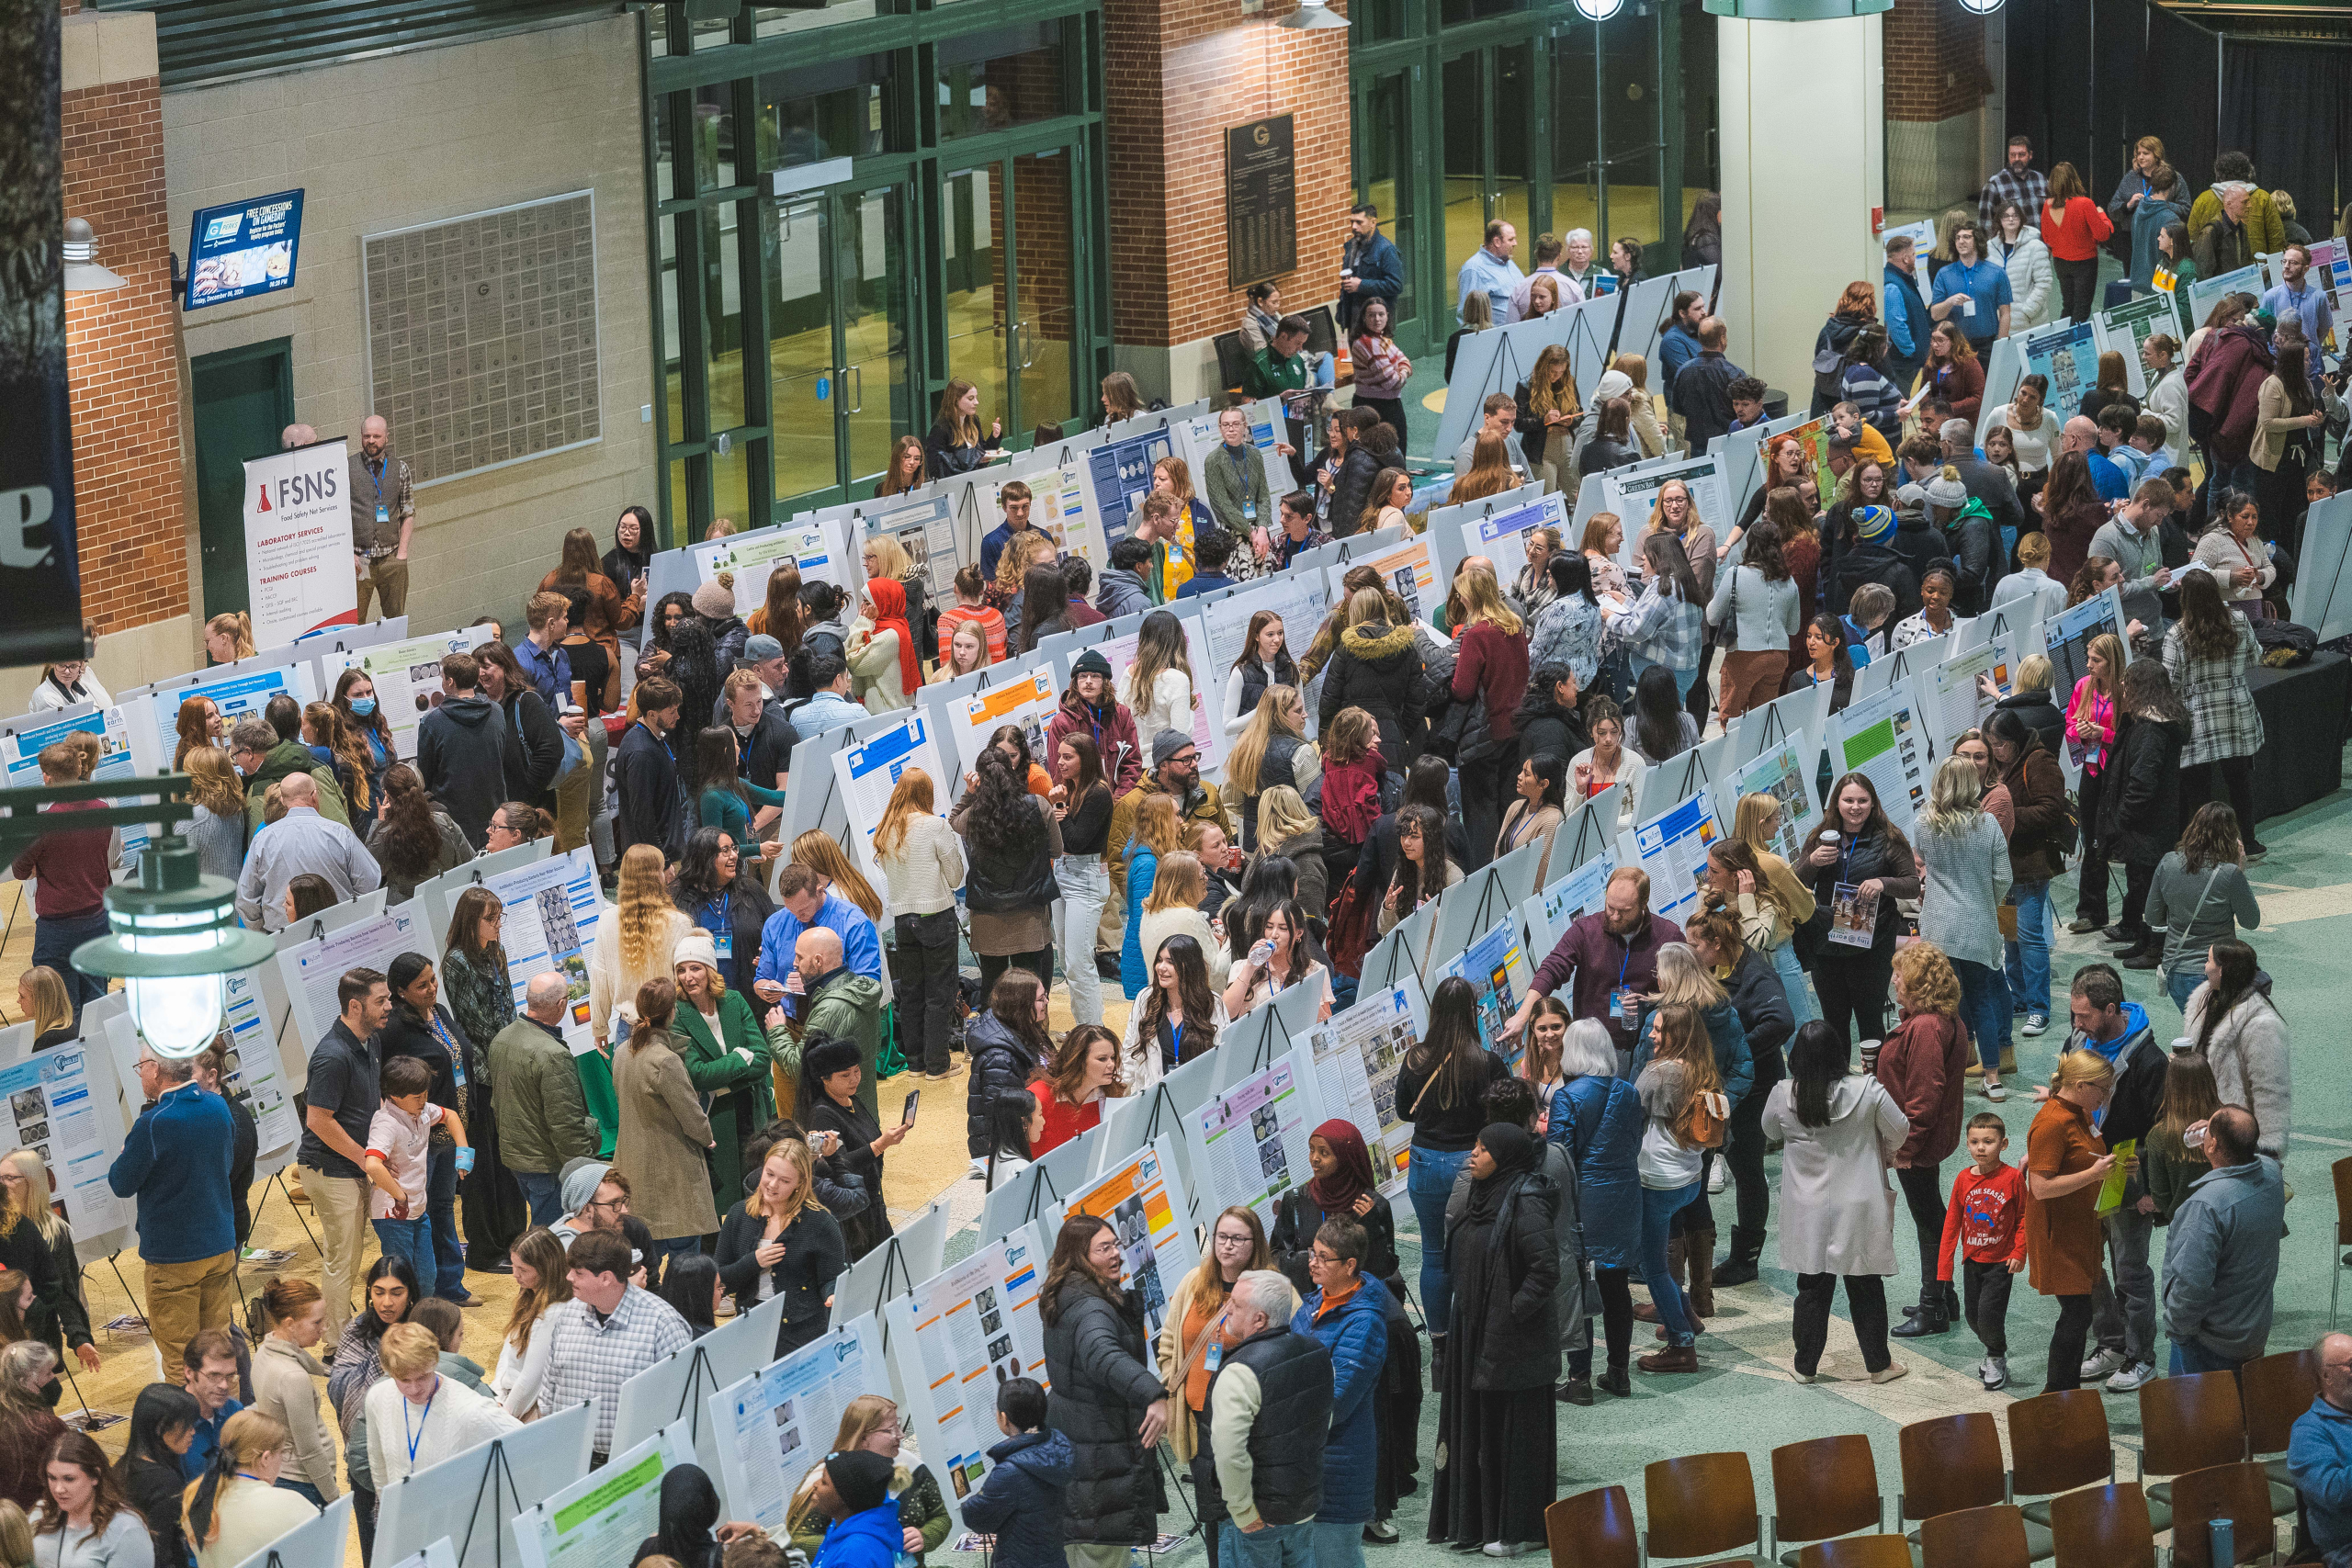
left=1363, top=1523, right=1400, bottom=1546
left=1095, top=952, right=1122, bottom=981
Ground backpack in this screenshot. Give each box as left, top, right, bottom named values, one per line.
left=1319, top=757, right=1383, bottom=846
left=1676, top=1089, right=1731, bottom=1151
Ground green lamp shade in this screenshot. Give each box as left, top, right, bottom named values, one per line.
left=1702, top=0, right=1892, bottom=15
left=73, top=840, right=277, bottom=1057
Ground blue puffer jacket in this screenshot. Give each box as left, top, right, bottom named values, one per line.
left=1290, top=1275, right=1391, bottom=1526
left=1119, top=843, right=1159, bottom=998
left=961, top=1429, right=1074, bottom=1568
left=812, top=1503, right=902, bottom=1568
left=1551, top=1076, right=1642, bottom=1269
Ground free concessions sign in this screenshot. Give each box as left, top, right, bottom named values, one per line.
left=184, top=189, right=305, bottom=310
left=242, top=438, right=356, bottom=645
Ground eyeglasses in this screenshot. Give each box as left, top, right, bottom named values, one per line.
left=586, top=1195, right=629, bottom=1212
left=1213, top=1231, right=1253, bottom=1247
left=1309, top=1248, right=1343, bottom=1266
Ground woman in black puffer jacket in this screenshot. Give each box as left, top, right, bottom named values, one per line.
left=964, top=971, right=1055, bottom=1160
left=1041, top=1214, right=1168, bottom=1555
left=1317, top=591, right=1430, bottom=776
left=2095, top=661, right=2188, bottom=960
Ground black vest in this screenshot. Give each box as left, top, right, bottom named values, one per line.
left=1193, top=1325, right=1333, bottom=1527
left=965, top=800, right=1061, bottom=913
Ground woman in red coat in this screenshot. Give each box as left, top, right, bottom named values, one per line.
left=1877, top=942, right=1973, bottom=1337
left=2041, top=161, right=2115, bottom=325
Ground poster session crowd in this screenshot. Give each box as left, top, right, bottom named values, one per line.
left=8, top=148, right=2352, bottom=1568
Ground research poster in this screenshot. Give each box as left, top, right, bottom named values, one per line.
left=140, top=662, right=319, bottom=767
left=950, top=666, right=1060, bottom=775
left=1087, top=427, right=1177, bottom=543
left=1096, top=613, right=1220, bottom=774
left=1297, top=985, right=1417, bottom=1196
left=1, top=705, right=150, bottom=855
left=479, top=850, right=604, bottom=1056
left=1059, top=1135, right=1199, bottom=1336
left=1910, top=639, right=2012, bottom=757
left=322, top=626, right=494, bottom=760
left=1724, top=732, right=1818, bottom=865
left=242, top=440, right=357, bottom=648
left=1001, top=465, right=1110, bottom=571
left=1189, top=1056, right=1311, bottom=1225
left=887, top=1225, right=1052, bottom=1512
left=1603, top=455, right=1728, bottom=552
left=1829, top=682, right=1930, bottom=833
left=214, top=964, right=300, bottom=1154
left=1632, top=790, right=1721, bottom=927
left=277, top=909, right=435, bottom=1055
left=710, top=1316, right=887, bottom=1538
left=2021, top=320, right=2098, bottom=418
left=834, top=712, right=954, bottom=902
left=1521, top=851, right=1618, bottom=957
left=513, top=1427, right=693, bottom=1568
left=2187, top=264, right=2264, bottom=339
left=863, top=495, right=960, bottom=599
left=1770, top=417, right=1839, bottom=502
left=695, top=525, right=840, bottom=616
left=1463, top=496, right=1559, bottom=592
left=1198, top=575, right=1330, bottom=694
left=1434, top=918, right=1533, bottom=1069
left=2042, top=587, right=2129, bottom=733
left=0, top=1045, right=127, bottom=1240
left=2097, top=293, right=2182, bottom=396
left=1333, top=534, right=1438, bottom=627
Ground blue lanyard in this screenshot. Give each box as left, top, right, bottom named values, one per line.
left=403, top=1384, right=436, bottom=1465
left=367, top=457, right=390, bottom=504
left=1617, top=946, right=1631, bottom=987
left=1170, top=1020, right=1185, bottom=1065
left=708, top=892, right=730, bottom=928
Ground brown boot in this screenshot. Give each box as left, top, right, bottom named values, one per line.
left=1633, top=1236, right=1688, bottom=1322
left=1687, top=1229, right=1718, bottom=1320
left=1637, top=1342, right=1700, bottom=1374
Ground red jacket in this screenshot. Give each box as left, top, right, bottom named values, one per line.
left=1046, top=694, right=1143, bottom=794
left=1936, top=1161, right=2029, bottom=1278
left=1873, top=1008, right=1970, bottom=1168
left=1926, top=355, right=1986, bottom=423
left=2186, top=324, right=2277, bottom=464
left=2041, top=197, right=2114, bottom=262
left=1450, top=620, right=1531, bottom=742
left=7, top=799, right=113, bottom=919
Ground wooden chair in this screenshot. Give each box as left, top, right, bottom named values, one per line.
left=2009, top=1391, right=2139, bottom=1529
left=2048, top=1483, right=2156, bottom=1568
left=1770, top=1434, right=1884, bottom=1558
left=2141, top=1370, right=2248, bottom=1509
left=2331, top=1154, right=2352, bottom=1328
left=1899, top=1412, right=2052, bottom=1562
left=1543, top=1485, right=1637, bottom=1568
left=2245, top=1347, right=2324, bottom=1491
left=1919, top=1503, right=2032, bottom=1568
left=1644, top=1451, right=1762, bottom=1563
left=1792, top=1538, right=1911, bottom=1568
left=2166, top=1461, right=2279, bottom=1568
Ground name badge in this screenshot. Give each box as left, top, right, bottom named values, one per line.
left=1243, top=502, right=1256, bottom=524
left=1204, top=1339, right=1223, bottom=1373
left=712, top=926, right=733, bottom=962
left=376, top=504, right=391, bottom=525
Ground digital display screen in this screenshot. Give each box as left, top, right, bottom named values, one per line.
left=183, top=188, right=304, bottom=310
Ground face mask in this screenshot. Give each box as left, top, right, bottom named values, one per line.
left=349, top=698, right=377, bottom=718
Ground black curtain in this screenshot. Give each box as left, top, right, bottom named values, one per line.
left=2220, top=41, right=2351, bottom=232
left=2139, top=6, right=2219, bottom=199
left=2007, top=0, right=2094, bottom=188
left=2086, top=0, right=2143, bottom=199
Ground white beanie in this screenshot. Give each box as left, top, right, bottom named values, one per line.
left=673, top=927, right=719, bottom=973
left=1594, top=369, right=1634, bottom=404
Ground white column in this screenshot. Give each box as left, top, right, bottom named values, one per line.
left=1716, top=13, right=1886, bottom=408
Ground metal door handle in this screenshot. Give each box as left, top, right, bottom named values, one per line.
left=851, top=365, right=865, bottom=413
left=1017, top=321, right=1037, bottom=369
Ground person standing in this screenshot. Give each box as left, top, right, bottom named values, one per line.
left=611, top=977, right=719, bottom=1267
left=1930, top=220, right=2015, bottom=353
left=234, top=773, right=382, bottom=931
left=1762, top=1021, right=1910, bottom=1384
left=1915, top=757, right=2015, bottom=1098
left=7, top=745, right=119, bottom=1027
left=1705, top=519, right=1799, bottom=723
left=535, top=1230, right=695, bottom=1464
left=869, top=769, right=966, bottom=1075
left=1449, top=567, right=1529, bottom=870
left=2037, top=164, right=2112, bottom=324
left=106, top=1044, right=235, bottom=1382
left=1798, top=774, right=1919, bottom=1049
left=715, top=1139, right=847, bottom=1359
left=245, top=1282, right=338, bottom=1508
left=953, top=751, right=1062, bottom=1000
left=1875, top=943, right=1971, bottom=1342
left=1630, top=1005, right=1720, bottom=1375
left=2164, top=570, right=2267, bottom=859
left=1193, top=1272, right=1331, bottom=1568
left=1506, top=866, right=1683, bottom=1062
left=2062, top=964, right=2166, bottom=1393
left=1339, top=205, right=1404, bottom=335
left=413, top=653, right=511, bottom=851
left=2157, top=1103, right=2285, bottom=1376
left=1455, top=221, right=1523, bottom=327
left=1042, top=1215, right=1170, bottom=1568
left=2025, top=1048, right=2119, bottom=1393
left=1669, top=320, right=1744, bottom=453
left=350, top=416, right=414, bottom=622
left=362, top=1323, right=519, bottom=1486
left=669, top=931, right=773, bottom=1217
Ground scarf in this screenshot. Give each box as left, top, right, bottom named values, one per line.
left=1305, top=1119, right=1375, bottom=1214
left=865, top=578, right=920, bottom=695
left=1464, top=1122, right=1539, bottom=1225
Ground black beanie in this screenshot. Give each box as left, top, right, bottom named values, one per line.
left=826, top=1449, right=896, bottom=1515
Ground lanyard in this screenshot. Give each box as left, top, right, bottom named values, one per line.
left=1170, top=1019, right=1185, bottom=1065
left=403, top=1384, right=437, bottom=1465
left=367, top=457, right=390, bottom=504
left=708, top=892, right=730, bottom=928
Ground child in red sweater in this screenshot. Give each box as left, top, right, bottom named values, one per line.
left=1938, top=1111, right=2030, bottom=1390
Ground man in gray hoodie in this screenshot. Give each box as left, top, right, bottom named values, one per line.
left=414, top=650, right=511, bottom=849
left=2160, top=1103, right=2286, bottom=1376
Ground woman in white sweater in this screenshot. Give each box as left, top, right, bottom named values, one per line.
left=1983, top=375, right=2059, bottom=473
left=1126, top=610, right=1196, bottom=746
left=2181, top=940, right=2290, bottom=1160
left=2141, top=333, right=2189, bottom=454
left=184, top=1412, right=317, bottom=1568
left=588, top=843, right=693, bottom=1046
left=492, top=1228, right=571, bottom=1419
left=872, top=768, right=967, bottom=1078
left=365, top=1324, right=520, bottom=1485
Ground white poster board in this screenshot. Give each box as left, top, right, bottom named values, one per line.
left=1827, top=681, right=1931, bottom=834
left=1460, top=492, right=1566, bottom=591
left=1330, top=532, right=1440, bottom=628
left=323, top=626, right=496, bottom=761
left=373, top=1400, right=594, bottom=1568
left=0, top=1036, right=130, bottom=1243
left=0, top=702, right=156, bottom=856
left=456, top=849, right=605, bottom=1058
left=1602, top=453, right=1729, bottom=558
left=860, top=495, right=962, bottom=601
left=695, top=524, right=843, bottom=616
left=1630, top=789, right=1721, bottom=929
left=1295, top=981, right=1419, bottom=1197
left=275, top=908, right=437, bottom=1058
left=226, top=1495, right=354, bottom=1568
left=707, top=1315, right=888, bottom=1540
left=130, top=660, right=321, bottom=767
left=995, top=463, right=1110, bottom=572
left=1721, top=728, right=1821, bottom=866
left=832, top=712, right=954, bottom=906
left=831, top=1196, right=952, bottom=1327
left=1056, top=1134, right=1199, bottom=1337
left=946, top=666, right=1059, bottom=774
left=243, top=439, right=358, bottom=647
left=1195, top=578, right=1333, bottom=710
left=1907, top=637, right=2018, bottom=760
left=1519, top=851, right=1619, bottom=960
left=1183, top=1054, right=1312, bottom=1228
left=1097, top=610, right=1221, bottom=777
left=511, top=1424, right=695, bottom=1568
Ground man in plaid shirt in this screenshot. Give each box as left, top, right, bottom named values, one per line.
left=1979, top=136, right=2049, bottom=232
left=539, top=1229, right=692, bottom=1461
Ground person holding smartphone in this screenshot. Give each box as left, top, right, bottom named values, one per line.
left=800, top=1037, right=908, bottom=1262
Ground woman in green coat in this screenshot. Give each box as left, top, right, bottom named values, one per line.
left=671, top=929, right=775, bottom=1211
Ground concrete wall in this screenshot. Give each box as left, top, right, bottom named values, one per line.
left=163, top=14, right=656, bottom=658
left=1718, top=13, right=1886, bottom=406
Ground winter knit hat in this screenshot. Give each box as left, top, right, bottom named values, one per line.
left=1072, top=649, right=1114, bottom=681
left=673, top=928, right=719, bottom=974
left=1923, top=466, right=1970, bottom=510
left=825, top=1450, right=896, bottom=1515
left=1854, top=505, right=1896, bottom=544
left=692, top=581, right=736, bottom=619
left=1152, top=728, right=1195, bottom=768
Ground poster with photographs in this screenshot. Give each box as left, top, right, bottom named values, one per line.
left=0, top=1047, right=127, bottom=1240
left=1058, top=1136, right=1200, bottom=1337
left=1012, top=463, right=1112, bottom=571
left=1520, top=851, right=1620, bottom=958
left=708, top=1315, right=886, bottom=1538
left=1827, top=882, right=1881, bottom=948
left=948, top=666, right=1060, bottom=775
left=1331, top=533, right=1439, bottom=629
left=693, top=525, right=842, bottom=617
left=1601, top=454, right=1730, bottom=570
left=1909, top=638, right=2014, bottom=759
left=1197, top=577, right=1331, bottom=723
left=1463, top=495, right=1564, bottom=592
left=323, top=626, right=494, bottom=761
left=1724, top=731, right=1819, bottom=866
left=863, top=494, right=961, bottom=598
left=477, top=850, right=605, bottom=1056
left=135, top=662, right=320, bottom=778
left=1188, top=1055, right=1312, bottom=1227
left=1434, top=919, right=1533, bottom=1072
left=1828, top=681, right=1932, bottom=835
left=1632, top=789, right=1721, bottom=928
left=2021, top=319, right=2098, bottom=420
left=882, top=1224, right=1053, bottom=1529
left=1, top=703, right=151, bottom=856
left=1296, top=985, right=1418, bottom=1196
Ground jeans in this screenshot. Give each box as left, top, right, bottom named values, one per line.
left=1056, top=856, right=1111, bottom=1028
left=1220, top=1519, right=1313, bottom=1568
left=355, top=1485, right=379, bottom=1565
left=32, top=909, right=108, bottom=1026
left=1640, top=1180, right=1700, bottom=1346
left=1768, top=941, right=1818, bottom=1028
left=513, top=1170, right=562, bottom=1229
left=1408, top=1145, right=1471, bottom=1337
left=978, top=948, right=1054, bottom=1004
left=2167, top=966, right=2203, bottom=1012
left=1962, top=1258, right=2014, bottom=1357
left=1792, top=1273, right=1890, bottom=1376
left=1308, top=1519, right=1367, bottom=1568
left=1953, top=957, right=2012, bottom=1072
left=652, top=1235, right=702, bottom=1265
left=427, top=1142, right=465, bottom=1297
left=373, top=1215, right=434, bottom=1281
left=2090, top=1208, right=2155, bottom=1365
left=2171, top=1338, right=2246, bottom=1377
left=1628, top=653, right=1702, bottom=705
left=892, top=911, right=963, bottom=1072
left=2004, top=880, right=2053, bottom=1019
left=2045, top=1294, right=2095, bottom=1391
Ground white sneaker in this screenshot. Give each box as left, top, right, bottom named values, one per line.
left=2105, top=1359, right=2157, bottom=1393
left=1706, top=1162, right=1726, bottom=1194
left=1984, top=1080, right=2008, bottom=1101
left=1481, top=1544, right=1533, bottom=1558
left=1980, top=1356, right=2009, bottom=1391
left=2080, top=1348, right=2127, bottom=1382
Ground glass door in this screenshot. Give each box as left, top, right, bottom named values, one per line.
left=767, top=182, right=913, bottom=512
left=1352, top=66, right=1420, bottom=351
left=941, top=146, right=1087, bottom=446
left=940, top=161, right=1009, bottom=445
left=838, top=185, right=910, bottom=490
left=1552, top=13, right=1668, bottom=265
left=768, top=193, right=838, bottom=508
left=1439, top=42, right=1538, bottom=317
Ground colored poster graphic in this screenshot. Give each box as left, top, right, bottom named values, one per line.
left=1725, top=732, right=1818, bottom=865
left=1521, top=852, right=1619, bottom=958
left=1198, top=576, right=1330, bottom=701
left=322, top=626, right=494, bottom=760
left=864, top=496, right=960, bottom=598
left=950, top=667, right=1060, bottom=773
left=887, top=1226, right=1053, bottom=1514
left=1464, top=496, right=1561, bottom=591
left=215, top=964, right=300, bottom=1154
left=1602, top=455, right=1730, bottom=554
left=694, top=525, right=839, bottom=616
left=2, top=704, right=148, bottom=855
left=1911, top=641, right=2012, bottom=756
left=2021, top=320, right=2098, bottom=420
left=1767, top=417, right=1838, bottom=502
left=833, top=712, right=952, bottom=902
left=1087, top=429, right=1176, bottom=543
left=1014, top=464, right=1111, bottom=570
left=514, top=1428, right=693, bottom=1568
left=184, top=190, right=304, bottom=310
left=2098, top=293, right=2183, bottom=397
left=1059, top=1136, right=1200, bottom=1336
left=1189, top=1056, right=1311, bottom=1225
left=711, top=1317, right=888, bottom=1537
left=1298, top=985, right=1416, bottom=1196
left=1632, top=791, right=1721, bottom=927
left=1334, top=534, right=1439, bottom=626
left=1436, top=919, right=1532, bottom=1069
left=141, top=663, right=320, bottom=766
left=242, top=440, right=358, bottom=647
left=477, top=850, right=604, bottom=1056
left=1830, top=682, right=1930, bottom=833
left=0, top=1046, right=126, bottom=1240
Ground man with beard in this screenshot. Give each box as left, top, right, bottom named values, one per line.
left=1501, top=865, right=1684, bottom=1058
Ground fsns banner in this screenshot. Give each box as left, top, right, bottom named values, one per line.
left=243, top=437, right=357, bottom=646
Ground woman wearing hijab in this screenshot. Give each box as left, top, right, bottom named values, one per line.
left=1427, top=1123, right=1558, bottom=1557
left=630, top=1464, right=725, bottom=1568
left=848, top=580, right=920, bottom=714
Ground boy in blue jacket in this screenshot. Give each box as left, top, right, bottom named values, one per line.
left=810, top=1450, right=902, bottom=1568
left=959, top=1379, right=1073, bottom=1568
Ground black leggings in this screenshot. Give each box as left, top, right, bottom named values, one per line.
left=1724, top=1081, right=1772, bottom=1235
left=1815, top=953, right=1892, bottom=1050
left=1894, top=1162, right=1948, bottom=1302
left=977, top=947, right=1053, bottom=1001
left=2045, top=1293, right=2095, bottom=1391
left=2075, top=766, right=2111, bottom=924
left=2053, top=255, right=2099, bottom=323
left=1792, top=1273, right=1890, bottom=1375
left=1591, top=1266, right=1634, bottom=1371
left=2181, top=754, right=2261, bottom=849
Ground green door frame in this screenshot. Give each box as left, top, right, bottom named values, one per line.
left=187, top=336, right=294, bottom=623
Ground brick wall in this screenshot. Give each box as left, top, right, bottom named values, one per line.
left=1883, top=0, right=1992, bottom=124
left=1104, top=0, right=1352, bottom=349
left=59, top=65, right=189, bottom=637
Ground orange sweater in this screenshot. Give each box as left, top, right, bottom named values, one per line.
left=2040, top=197, right=2113, bottom=263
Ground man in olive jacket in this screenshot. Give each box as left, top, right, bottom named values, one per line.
left=230, top=716, right=350, bottom=832
left=789, top=927, right=885, bottom=1120
left=489, top=973, right=603, bottom=1226
left=1105, top=731, right=1236, bottom=936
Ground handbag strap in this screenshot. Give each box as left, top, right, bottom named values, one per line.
left=2161, top=864, right=2225, bottom=972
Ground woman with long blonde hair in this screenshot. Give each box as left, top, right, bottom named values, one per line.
left=1610, top=352, right=1668, bottom=456
left=203, top=611, right=255, bottom=664
left=785, top=1395, right=951, bottom=1559
left=1632, top=1000, right=1722, bottom=1369
left=1118, top=789, right=1184, bottom=998
left=1223, top=685, right=1317, bottom=851
left=303, top=700, right=375, bottom=818
left=715, top=1136, right=847, bottom=1359
left=872, top=769, right=965, bottom=1077
left=1451, top=562, right=1525, bottom=859
left=1137, top=852, right=1227, bottom=1002
left=792, top=828, right=884, bottom=926
left=1521, top=344, right=1581, bottom=491
left=1156, top=1204, right=1272, bottom=1464
left=1915, top=756, right=2013, bottom=1099
left=493, top=1227, right=572, bottom=1418
left=586, top=843, right=692, bottom=1051
left=2026, top=1047, right=2116, bottom=1389
left=1879, top=939, right=1970, bottom=1337
left=1125, top=610, right=1197, bottom=749
left=183, top=1408, right=314, bottom=1564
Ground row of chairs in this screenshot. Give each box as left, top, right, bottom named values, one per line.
left=1543, top=1348, right=2323, bottom=1566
